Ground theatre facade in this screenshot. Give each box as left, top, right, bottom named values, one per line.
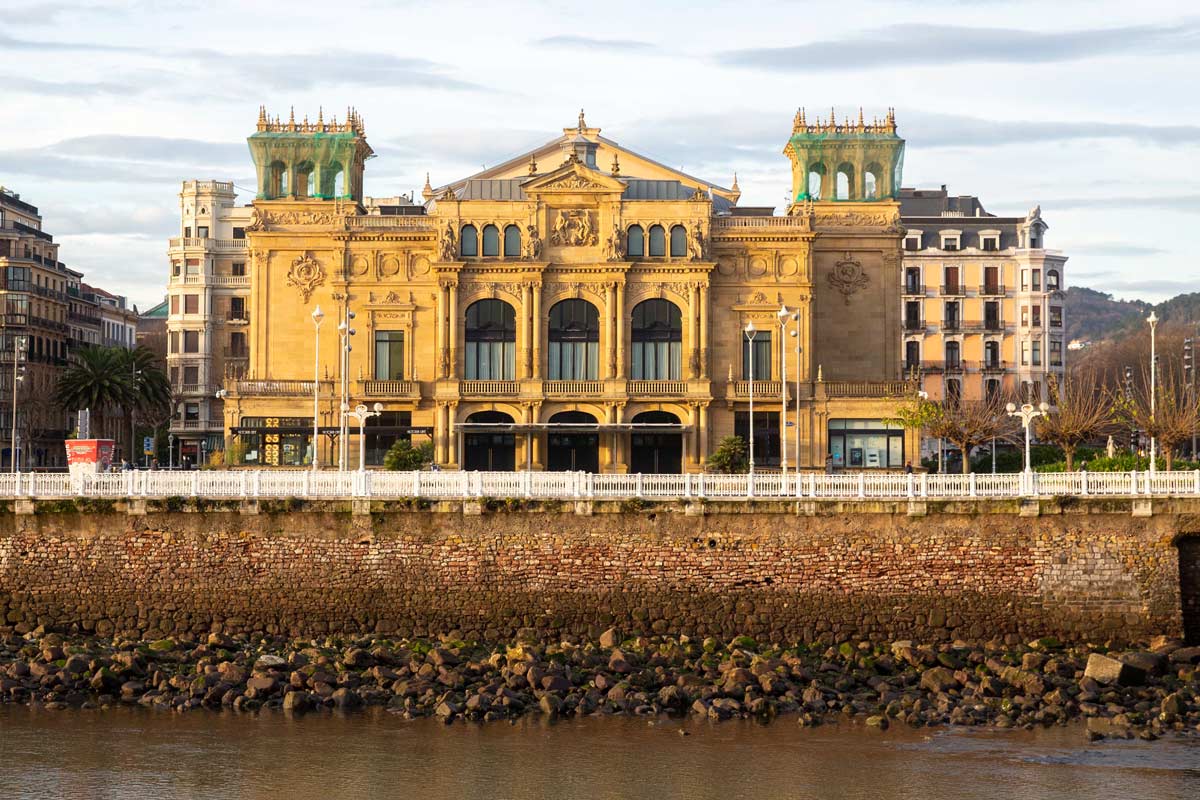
left=226, top=107, right=917, bottom=472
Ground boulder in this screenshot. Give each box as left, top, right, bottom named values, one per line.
left=1120, top=651, right=1168, bottom=676
left=255, top=654, right=287, bottom=670
left=330, top=688, right=362, bottom=709
left=538, top=694, right=561, bottom=715
left=1084, top=653, right=1145, bottom=687
left=1168, top=646, right=1200, bottom=665
left=281, top=691, right=313, bottom=713
left=540, top=675, right=571, bottom=693
left=919, top=667, right=961, bottom=694
left=599, top=628, right=620, bottom=649
left=341, top=648, right=375, bottom=669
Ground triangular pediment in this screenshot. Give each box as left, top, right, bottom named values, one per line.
left=520, top=161, right=627, bottom=196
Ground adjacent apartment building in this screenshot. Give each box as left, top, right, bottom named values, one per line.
left=898, top=186, right=1067, bottom=404
left=0, top=187, right=140, bottom=468
left=185, top=106, right=920, bottom=472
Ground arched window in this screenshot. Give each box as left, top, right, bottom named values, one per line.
left=807, top=163, right=825, bottom=200
left=465, top=299, right=515, bottom=379
left=296, top=162, right=314, bottom=198
left=669, top=225, right=686, bottom=257
left=464, top=410, right=515, bottom=472
left=323, top=161, right=344, bottom=198
left=626, top=225, right=645, bottom=257
left=548, top=299, right=599, bottom=380
left=864, top=172, right=877, bottom=200
left=333, top=170, right=345, bottom=198
left=268, top=161, right=288, bottom=198
left=648, top=225, right=666, bottom=257
left=984, top=340, right=1000, bottom=368
left=503, top=225, right=521, bottom=257
left=631, top=299, right=682, bottom=380
left=1046, top=269, right=1060, bottom=291
left=836, top=168, right=852, bottom=201
left=945, top=341, right=961, bottom=369
left=482, top=224, right=500, bottom=257
left=460, top=225, right=478, bottom=257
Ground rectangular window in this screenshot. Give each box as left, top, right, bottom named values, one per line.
left=172, top=261, right=181, bottom=277
left=942, top=237, right=958, bottom=251
left=943, top=266, right=959, bottom=294
left=1050, top=306, right=1062, bottom=327
left=943, top=301, right=960, bottom=330
left=184, top=294, right=199, bottom=314
left=1021, top=306, right=1029, bottom=327
left=827, top=418, right=905, bottom=469
left=904, top=236, right=920, bottom=251
left=904, top=267, right=921, bottom=293
left=170, top=295, right=179, bottom=315
left=184, top=403, right=199, bottom=421
left=183, top=365, right=199, bottom=384
left=169, top=331, right=179, bottom=354
left=185, top=259, right=200, bottom=275
left=984, top=301, right=1000, bottom=329
left=905, top=340, right=920, bottom=372
left=1021, top=270, right=1029, bottom=291
left=232, top=227, right=245, bottom=240
left=630, top=340, right=681, bottom=380
left=465, top=341, right=515, bottom=380
left=548, top=339, right=598, bottom=380
left=232, top=262, right=246, bottom=276
left=1050, top=339, right=1063, bottom=366
left=984, top=266, right=999, bottom=294
left=197, top=226, right=209, bottom=238
left=981, top=235, right=999, bottom=251
left=184, top=226, right=191, bottom=238
left=1021, top=341, right=1030, bottom=366
left=169, top=366, right=179, bottom=385
left=183, top=331, right=199, bottom=353
left=905, top=301, right=922, bottom=329
left=229, top=296, right=245, bottom=320
left=1032, top=340, right=1042, bottom=366
left=734, top=411, right=780, bottom=467
left=374, top=331, right=405, bottom=380
left=741, top=331, right=771, bottom=380
left=229, top=332, right=246, bottom=357
left=1032, top=269, right=1042, bottom=291
left=1032, top=306, right=1041, bottom=327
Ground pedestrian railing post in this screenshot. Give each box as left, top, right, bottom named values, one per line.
left=1194, top=469, right=1199, bottom=496
left=1130, top=470, right=1137, bottom=496
left=413, top=470, right=422, bottom=499
left=636, top=473, right=644, bottom=499
left=857, top=472, right=866, bottom=499
left=251, top=471, right=260, bottom=498
left=920, top=473, right=928, bottom=499
left=907, top=473, right=914, bottom=499
left=683, top=473, right=691, bottom=499
left=969, top=473, right=976, bottom=498
left=698, top=472, right=706, bottom=500
left=747, top=472, right=754, bottom=498
left=524, top=470, right=532, bottom=499
left=1081, top=470, right=1089, bottom=496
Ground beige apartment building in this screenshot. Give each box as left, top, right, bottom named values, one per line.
left=165, top=181, right=252, bottom=464
left=197, top=107, right=920, bottom=472
left=899, top=187, right=1067, bottom=404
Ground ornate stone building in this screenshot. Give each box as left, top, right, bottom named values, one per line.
left=223, top=107, right=917, bottom=472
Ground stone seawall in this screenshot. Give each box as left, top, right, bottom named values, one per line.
left=0, top=498, right=1195, bottom=643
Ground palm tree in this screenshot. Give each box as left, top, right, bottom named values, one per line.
left=121, top=346, right=171, bottom=416
left=55, top=346, right=135, bottom=441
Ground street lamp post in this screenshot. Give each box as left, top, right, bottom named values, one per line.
left=214, top=389, right=228, bottom=466
left=1007, top=401, right=1051, bottom=475
left=337, top=311, right=356, bottom=471
left=311, top=305, right=325, bottom=471
left=789, top=315, right=801, bottom=472
left=1148, top=311, right=1158, bottom=475
left=777, top=305, right=790, bottom=479
left=744, top=321, right=757, bottom=475
left=347, top=402, right=384, bottom=472
left=10, top=336, right=25, bottom=473
left=168, top=433, right=175, bottom=469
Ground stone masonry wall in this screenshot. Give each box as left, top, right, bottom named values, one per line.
left=0, top=499, right=1195, bottom=644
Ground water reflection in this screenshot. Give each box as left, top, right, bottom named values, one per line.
left=0, top=707, right=1197, bottom=800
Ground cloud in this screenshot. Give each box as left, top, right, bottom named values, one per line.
left=1029, top=194, right=1200, bottom=213
left=46, top=203, right=177, bottom=238
left=717, top=21, right=1200, bottom=71
left=0, top=31, right=138, bottom=52
left=1062, top=243, right=1168, bottom=257
left=903, top=111, right=1200, bottom=148
left=533, top=35, right=655, bottom=52
left=1099, top=278, right=1200, bottom=296
left=0, top=74, right=141, bottom=97
left=0, top=135, right=249, bottom=184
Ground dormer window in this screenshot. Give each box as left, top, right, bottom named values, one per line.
left=979, top=231, right=1000, bottom=251
left=904, top=232, right=922, bottom=251
left=940, top=230, right=961, bottom=251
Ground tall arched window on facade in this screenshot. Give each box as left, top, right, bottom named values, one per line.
left=268, top=162, right=288, bottom=198
left=945, top=340, right=961, bottom=369
left=807, top=163, right=825, bottom=199
left=1046, top=269, right=1060, bottom=291
left=631, top=299, right=682, bottom=380
left=465, top=299, right=515, bottom=379
left=460, top=225, right=478, bottom=257
left=627, top=225, right=645, bottom=257
left=503, top=225, right=521, bottom=257
left=836, top=164, right=853, bottom=200
left=548, top=299, right=599, bottom=380
left=669, top=225, right=686, bottom=257
left=648, top=225, right=666, bottom=257
left=482, top=224, right=500, bottom=257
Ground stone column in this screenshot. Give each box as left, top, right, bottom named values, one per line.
left=699, top=403, right=710, bottom=466
left=447, top=282, right=458, bottom=380
left=688, top=283, right=699, bottom=379
left=604, top=282, right=616, bottom=379
left=699, top=284, right=709, bottom=378
left=436, top=282, right=447, bottom=379
left=615, top=282, right=626, bottom=378
left=522, top=282, right=532, bottom=378
left=531, top=282, right=542, bottom=380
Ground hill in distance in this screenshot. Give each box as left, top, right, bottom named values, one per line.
left=1063, top=287, right=1200, bottom=344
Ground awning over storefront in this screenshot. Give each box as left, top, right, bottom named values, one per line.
left=454, top=423, right=691, bottom=433
left=230, top=426, right=434, bottom=436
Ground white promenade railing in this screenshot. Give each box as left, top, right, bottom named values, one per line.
left=1, top=470, right=1200, bottom=502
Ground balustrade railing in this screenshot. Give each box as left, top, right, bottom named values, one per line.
left=459, top=380, right=519, bottom=396
left=4, top=469, right=1200, bottom=502
left=626, top=380, right=687, bottom=396
left=542, top=380, right=604, bottom=396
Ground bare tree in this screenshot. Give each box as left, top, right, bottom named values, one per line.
left=1115, top=364, right=1200, bottom=470
left=927, top=396, right=1017, bottom=474
left=1035, top=373, right=1116, bottom=471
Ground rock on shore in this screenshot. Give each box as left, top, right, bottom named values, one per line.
left=1, top=627, right=1198, bottom=741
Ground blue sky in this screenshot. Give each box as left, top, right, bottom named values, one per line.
left=1, top=0, right=1196, bottom=309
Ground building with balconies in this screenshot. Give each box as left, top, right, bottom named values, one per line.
left=210, top=106, right=919, bottom=473
left=165, top=180, right=253, bottom=464
left=899, top=186, right=1067, bottom=405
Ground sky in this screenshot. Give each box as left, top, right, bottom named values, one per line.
left=1, top=0, right=1197, bottom=310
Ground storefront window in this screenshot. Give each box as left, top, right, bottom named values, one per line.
left=827, top=419, right=905, bottom=469
left=734, top=411, right=780, bottom=466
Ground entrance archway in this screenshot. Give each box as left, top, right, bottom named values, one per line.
left=1180, top=536, right=1200, bottom=644
left=629, top=410, right=682, bottom=474
left=463, top=411, right=515, bottom=471
left=547, top=411, right=599, bottom=472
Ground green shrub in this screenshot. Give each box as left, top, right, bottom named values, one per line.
left=708, top=436, right=748, bottom=474
left=383, top=440, right=434, bottom=471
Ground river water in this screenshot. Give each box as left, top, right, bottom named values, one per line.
left=1, top=707, right=1197, bottom=799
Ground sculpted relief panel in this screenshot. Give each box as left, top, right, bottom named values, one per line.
left=550, top=209, right=597, bottom=247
